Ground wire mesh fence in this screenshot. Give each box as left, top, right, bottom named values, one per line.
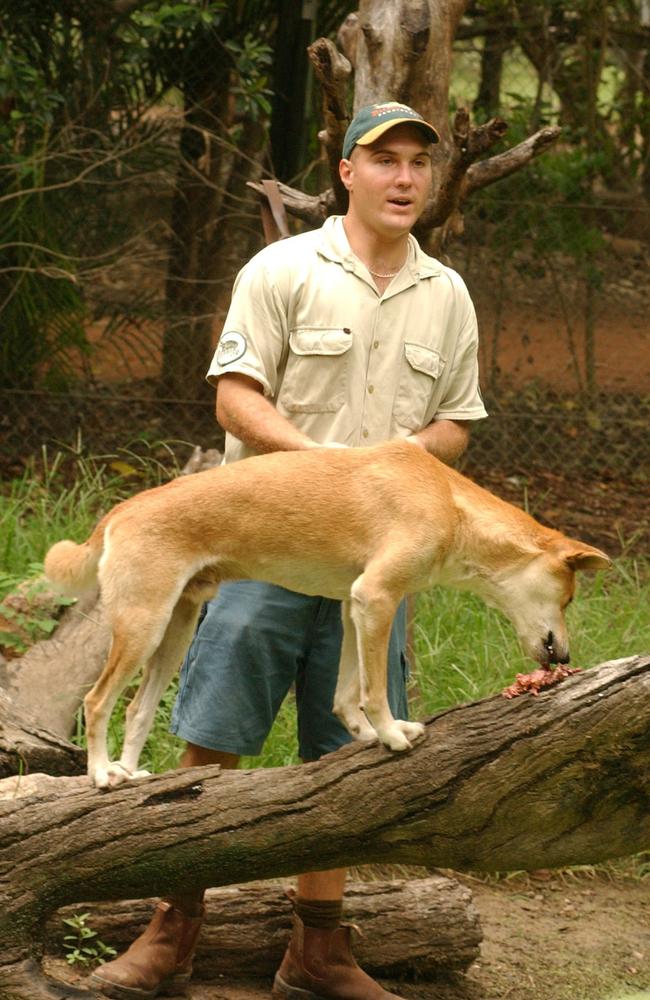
left=2, top=10, right=649, bottom=556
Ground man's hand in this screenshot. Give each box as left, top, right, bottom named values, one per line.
left=404, top=419, right=471, bottom=465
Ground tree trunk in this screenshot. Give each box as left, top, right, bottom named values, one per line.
left=46, top=877, right=481, bottom=981
left=0, top=655, right=648, bottom=998
left=256, top=0, right=560, bottom=253
left=270, top=0, right=317, bottom=182
left=474, top=13, right=512, bottom=120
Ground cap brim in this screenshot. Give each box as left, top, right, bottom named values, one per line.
left=356, top=117, right=440, bottom=147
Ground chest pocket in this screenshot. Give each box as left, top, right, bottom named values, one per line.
left=393, top=342, right=446, bottom=431
left=280, top=328, right=353, bottom=413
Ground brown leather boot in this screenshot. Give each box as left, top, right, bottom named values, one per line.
left=273, top=913, right=406, bottom=1000
left=89, top=900, right=205, bottom=999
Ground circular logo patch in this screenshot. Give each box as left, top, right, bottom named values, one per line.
left=216, top=331, right=247, bottom=366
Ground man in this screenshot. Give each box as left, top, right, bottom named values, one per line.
left=91, top=101, right=487, bottom=1000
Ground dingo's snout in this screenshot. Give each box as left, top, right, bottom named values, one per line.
left=540, top=630, right=570, bottom=667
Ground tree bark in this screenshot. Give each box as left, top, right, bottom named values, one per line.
left=46, top=877, right=481, bottom=980
left=0, top=655, right=648, bottom=998
left=2, top=591, right=109, bottom=740
left=307, top=37, right=351, bottom=214
left=0, top=691, right=86, bottom=779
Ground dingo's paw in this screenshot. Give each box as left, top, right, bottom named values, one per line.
left=378, top=720, right=426, bottom=752
left=92, top=761, right=149, bottom=789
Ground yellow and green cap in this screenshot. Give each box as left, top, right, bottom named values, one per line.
left=342, top=101, right=440, bottom=159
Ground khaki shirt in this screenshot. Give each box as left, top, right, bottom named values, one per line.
left=207, top=216, right=487, bottom=463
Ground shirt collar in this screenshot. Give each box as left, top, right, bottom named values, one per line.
left=316, top=215, right=442, bottom=281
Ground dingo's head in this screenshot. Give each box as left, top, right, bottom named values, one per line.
left=483, top=537, right=610, bottom=666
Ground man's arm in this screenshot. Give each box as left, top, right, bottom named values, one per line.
left=407, top=419, right=471, bottom=465
left=216, top=372, right=319, bottom=454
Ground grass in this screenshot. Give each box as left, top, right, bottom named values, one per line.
left=2, top=448, right=648, bottom=776
left=411, top=558, right=650, bottom=716
left=0, top=442, right=183, bottom=584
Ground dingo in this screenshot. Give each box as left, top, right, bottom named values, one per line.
left=44, top=441, right=609, bottom=788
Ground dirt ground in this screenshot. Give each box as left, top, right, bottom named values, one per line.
left=50, top=867, right=649, bottom=1000
left=193, top=870, right=650, bottom=1000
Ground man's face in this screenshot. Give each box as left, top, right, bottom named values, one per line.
left=339, top=124, right=433, bottom=239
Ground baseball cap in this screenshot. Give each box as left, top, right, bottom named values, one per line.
left=342, top=101, right=440, bottom=159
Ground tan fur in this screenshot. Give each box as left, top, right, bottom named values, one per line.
left=44, top=441, right=610, bottom=788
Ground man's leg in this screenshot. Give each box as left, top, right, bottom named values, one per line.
left=273, top=599, right=408, bottom=999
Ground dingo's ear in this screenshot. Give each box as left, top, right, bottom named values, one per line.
left=559, top=541, right=611, bottom=572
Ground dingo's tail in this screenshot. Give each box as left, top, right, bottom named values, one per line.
left=44, top=523, right=105, bottom=597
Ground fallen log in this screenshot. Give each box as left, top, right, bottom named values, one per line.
left=0, top=655, right=648, bottom=999
left=3, top=591, right=110, bottom=740
left=46, top=877, right=481, bottom=981
left=0, top=690, right=86, bottom=779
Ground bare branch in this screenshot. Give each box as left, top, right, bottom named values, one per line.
left=423, top=109, right=508, bottom=228
left=247, top=179, right=335, bottom=227
left=307, top=37, right=352, bottom=213
left=462, top=125, right=562, bottom=197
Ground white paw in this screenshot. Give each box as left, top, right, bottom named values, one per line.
left=91, top=767, right=111, bottom=790
left=398, top=720, right=426, bottom=743
left=91, top=761, right=138, bottom=789
left=378, top=720, right=425, bottom=752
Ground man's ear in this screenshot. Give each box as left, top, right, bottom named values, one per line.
left=339, top=157, right=353, bottom=191
left=553, top=538, right=612, bottom=572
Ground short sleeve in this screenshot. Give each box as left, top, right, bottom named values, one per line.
left=206, top=251, right=289, bottom=397
left=434, top=273, right=487, bottom=421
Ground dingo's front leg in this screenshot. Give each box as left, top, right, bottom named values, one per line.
left=350, top=576, right=425, bottom=752
left=333, top=600, right=376, bottom=742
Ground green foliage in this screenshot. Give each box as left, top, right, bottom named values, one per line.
left=62, top=912, right=117, bottom=967
left=0, top=0, right=277, bottom=392
left=0, top=567, right=73, bottom=656
left=225, top=34, right=273, bottom=120
left=0, top=44, right=64, bottom=143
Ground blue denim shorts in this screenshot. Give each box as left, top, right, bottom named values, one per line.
left=170, top=580, right=409, bottom=761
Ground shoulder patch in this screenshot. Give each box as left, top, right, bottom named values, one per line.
left=216, top=331, right=247, bottom=366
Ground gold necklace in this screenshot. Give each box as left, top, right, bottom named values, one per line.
left=368, top=267, right=399, bottom=278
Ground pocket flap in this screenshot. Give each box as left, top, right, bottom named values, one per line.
left=289, top=328, right=353, bottom=357
left=404, top=342, right=445, bottom=378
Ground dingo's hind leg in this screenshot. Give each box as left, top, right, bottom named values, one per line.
left=84, top=605, right=172, bottom=788
left=118, top=594, right=204, bottom=779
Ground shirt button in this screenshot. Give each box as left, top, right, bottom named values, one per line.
left=368, top=385, right=374, bottom=394
left=373, top=340, right=379, bottom=349
left=362, top=429, right=369, bottom=438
